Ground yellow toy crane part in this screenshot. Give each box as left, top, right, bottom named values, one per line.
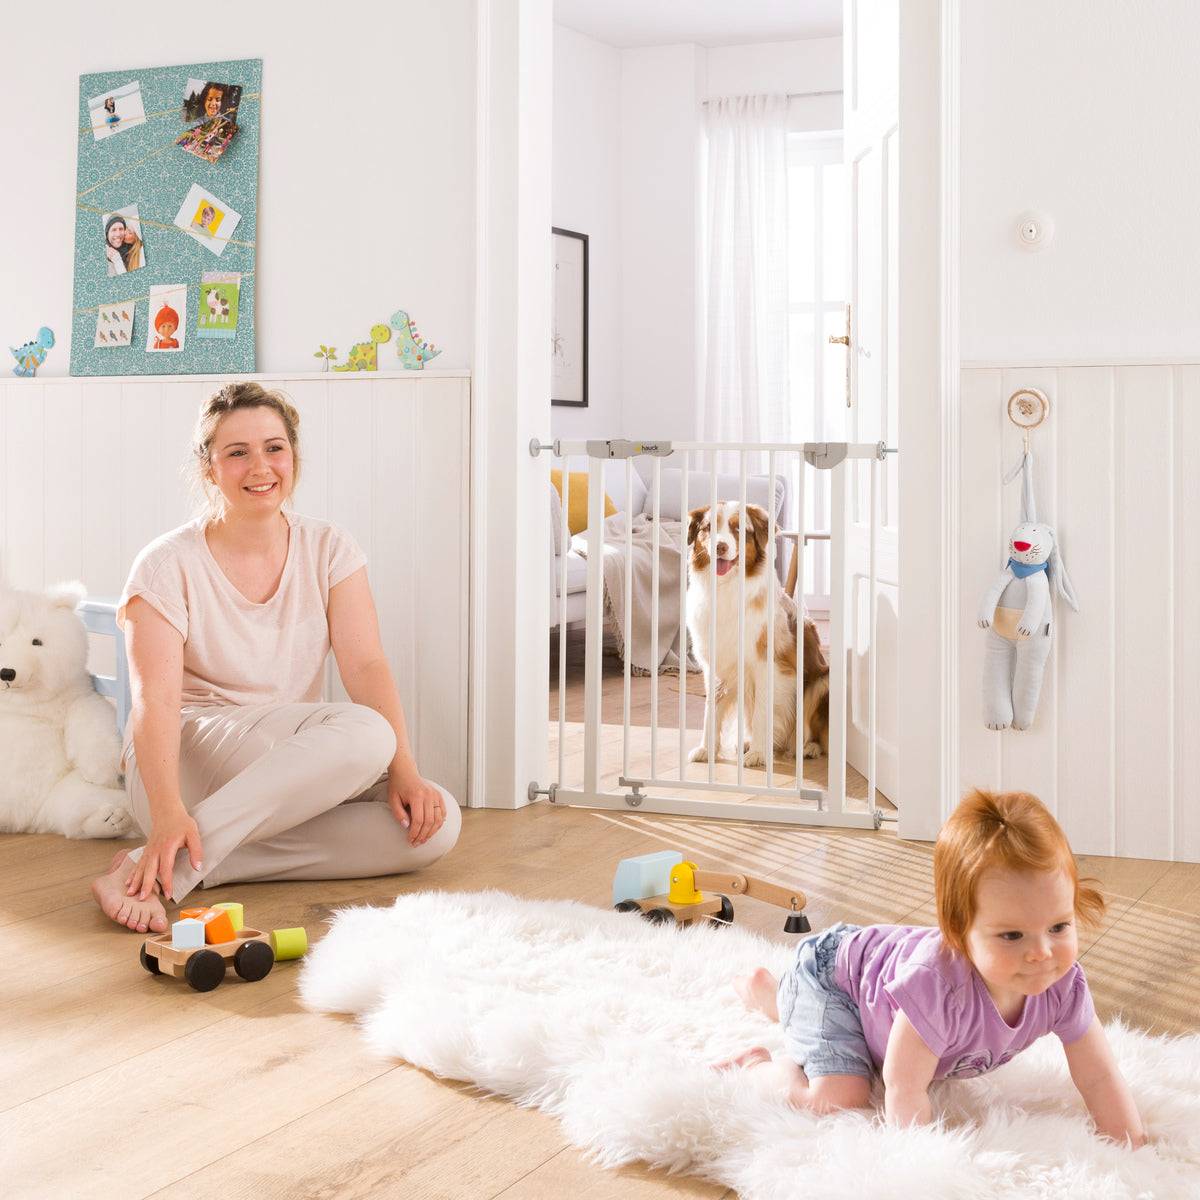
left=614, top=853, right=811, bottom=933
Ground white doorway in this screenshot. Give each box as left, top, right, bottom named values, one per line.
left=540, top=1, right=953, bottom=839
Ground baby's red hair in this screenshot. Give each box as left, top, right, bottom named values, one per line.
left=934, top=788, right=1105, bottom=957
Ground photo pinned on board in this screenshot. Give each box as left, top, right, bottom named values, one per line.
left=87, top=81, right=148, bottom=141
left=181, top=79, right=243, bottom=127
left=173, top=183, right=241, bottom=256
left=93, top=304, right=135, bottom=349
left=176, top=79, right=243, bottom=164
left=101, top=204, right=148, bottom=278
left=175, top=119, right=238, bottom=164
left=197, top=271, right=240, bottom=340
left=146, top=284, right=189, bottom=353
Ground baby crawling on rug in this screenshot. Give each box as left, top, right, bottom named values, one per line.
left=720, top=788, right=1146, bottom=1146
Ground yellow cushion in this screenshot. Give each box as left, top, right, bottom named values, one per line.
left=551, top=469, right=616, bottom=535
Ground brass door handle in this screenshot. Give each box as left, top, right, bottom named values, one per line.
left=831, top=306, right=852, bottom=407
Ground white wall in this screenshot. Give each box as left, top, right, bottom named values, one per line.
left=1, top=0, right=476, bottom=375
left=551, top=27, right=622, bottom=440
left=955, top=0, right=1200, bottom=861
left=618, top=45, right=708, bottom=444
left=706, top=37, right=841, bottom=100
left=959, top=365, right=1200, bottom=863
left=0, top=373, right=473, bottom=807
left=960, top=0, right=1200, bottom=362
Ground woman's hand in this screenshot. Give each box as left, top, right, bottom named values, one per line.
left=387, top=766, right=446, bottom=847
left=127, top=808, right=202, bottom=902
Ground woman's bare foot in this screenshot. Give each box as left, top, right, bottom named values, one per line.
left=733, top=967, right=781, bottom=1021
left=91, top=852, right=167, bottom=933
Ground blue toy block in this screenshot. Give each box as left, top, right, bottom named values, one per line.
left=171, top=917, right=206, bottom=949
left=613, top=850, right=683, bottom=907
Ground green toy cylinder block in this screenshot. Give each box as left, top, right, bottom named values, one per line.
left=213, top=901, right=244, bottom=931
left=270, top=927, right=307, bottom=960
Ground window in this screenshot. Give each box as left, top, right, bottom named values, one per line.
left=787, top=131, right=847, bottom=613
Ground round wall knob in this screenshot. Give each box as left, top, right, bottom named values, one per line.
left=1015, top=211, right=1054, bottom=251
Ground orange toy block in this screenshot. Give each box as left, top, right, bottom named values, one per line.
left=179, top=906, right=237, bottom=945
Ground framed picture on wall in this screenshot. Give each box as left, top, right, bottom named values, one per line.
left=551, top=227, right=588, bottom=407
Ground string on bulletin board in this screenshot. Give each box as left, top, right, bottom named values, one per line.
left=71, top=273, right=257, bottom=317
left=70, top=59, right=262, bottom=377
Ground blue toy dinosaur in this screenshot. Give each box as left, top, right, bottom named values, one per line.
left=11, top=327, right=55, bottom=378
left=390, top=310, right=441, bottom=369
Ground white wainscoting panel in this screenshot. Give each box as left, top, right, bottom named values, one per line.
left=0, top=371, right=471, bottom=807
left=960, top=364, right=1198, bottom=862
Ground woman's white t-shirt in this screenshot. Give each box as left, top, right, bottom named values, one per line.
left=118, top=512, right=367, bottom=709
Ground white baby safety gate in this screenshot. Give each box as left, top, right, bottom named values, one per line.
left=531, top=439, right=897, bottom=830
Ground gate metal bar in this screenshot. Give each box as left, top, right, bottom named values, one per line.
left=538, top=439, right=893, bottom=830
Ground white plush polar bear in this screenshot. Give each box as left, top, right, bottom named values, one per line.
left=0, top=580, right=135, bottom=838
left=977, top=521, right=1077, bottom=731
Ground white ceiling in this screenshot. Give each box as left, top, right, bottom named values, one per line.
left=553, top=0, right=843, bottom=50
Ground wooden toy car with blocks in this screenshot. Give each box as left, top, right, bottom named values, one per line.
left=612, top=851, right=811, bottom=933
left=138, top=902, right=307, bottom=993
left=140, top=926, right=275, bottom=992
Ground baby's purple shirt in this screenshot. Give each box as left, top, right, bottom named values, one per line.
left=834, top=925, right=1095, bottom=1080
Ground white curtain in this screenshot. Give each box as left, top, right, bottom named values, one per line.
left=701, top=94, right=791, bottom=470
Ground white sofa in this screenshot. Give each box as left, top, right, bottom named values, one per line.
left=549, top=460, right=791, bottom=631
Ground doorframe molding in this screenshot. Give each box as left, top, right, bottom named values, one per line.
left=896, top=0, right=960, bottom=841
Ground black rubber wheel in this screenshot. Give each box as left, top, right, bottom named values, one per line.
left=234, top=939, right=275, bottom=982
left=139, top=943, right=161, bottom=975
left=184, top=948, right=226, bottom=992
left=709, top=895, right=735, bottom=926
left=614, top=900, right=644, bottom=915
left=644, top=907, right=676, bottom=924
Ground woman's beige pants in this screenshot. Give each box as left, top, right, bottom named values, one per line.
left=123, top=702, right=461, bottom=903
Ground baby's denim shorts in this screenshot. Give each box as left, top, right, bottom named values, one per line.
left=775, top=922, right=873, bottom=1079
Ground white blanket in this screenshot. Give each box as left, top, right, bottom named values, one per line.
left=573, top=512, right=688, bottom=675
left=300, top=890, right=1200, bottom=1200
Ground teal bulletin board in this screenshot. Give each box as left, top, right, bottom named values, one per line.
left=71, top=59, right=261, bottom=376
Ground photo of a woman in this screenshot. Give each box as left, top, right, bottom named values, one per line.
left=103, top=211, right=146, bottom=277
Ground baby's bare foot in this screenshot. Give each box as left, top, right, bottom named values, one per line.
left=713, top=1045, right=773, bottom=1071
left=91, top=856, right=167, bottom=933
left=733, top=967, right=781, bottom=1020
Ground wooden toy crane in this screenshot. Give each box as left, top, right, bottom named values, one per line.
left=612, top=852, right=811, bottom=933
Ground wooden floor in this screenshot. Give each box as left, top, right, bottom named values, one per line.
left=3, top=800, right=1199, bottom=1199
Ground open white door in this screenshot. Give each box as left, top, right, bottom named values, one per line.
left=838, top=0, right=900, bottom=803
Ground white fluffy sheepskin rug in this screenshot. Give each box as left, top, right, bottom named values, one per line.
left=299, top=890, right=1200, bottom=1200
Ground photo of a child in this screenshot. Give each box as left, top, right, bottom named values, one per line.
left=181, top=79, right=242, bottom=127
left=174, top=184, right=240, bottom=257
left=153, top=304, right=180, bottom=350
left=87, top=80, right=147, bottom=141
left=190, top=204, right=222, bottom=238
left=145, top=284, right=188, bottom=354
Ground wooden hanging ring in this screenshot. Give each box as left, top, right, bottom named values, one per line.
left=1007, top=388, right=1049, bottom=430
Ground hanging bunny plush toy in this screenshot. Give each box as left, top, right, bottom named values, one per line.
left=977, top=453, right=1077, bottom=730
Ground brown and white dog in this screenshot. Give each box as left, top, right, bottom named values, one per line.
left=685, top=502, right=829, bottom=766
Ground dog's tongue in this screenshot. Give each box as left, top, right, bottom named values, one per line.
left=716, top=558, right=734, bottom=576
